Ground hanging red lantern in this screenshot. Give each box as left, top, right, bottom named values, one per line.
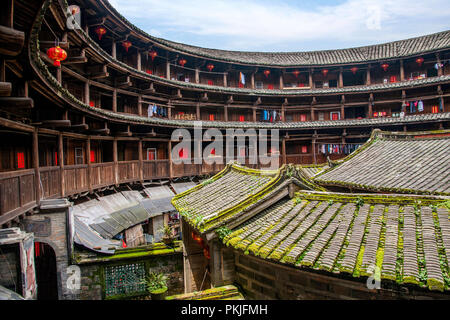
left=264, top=70, right=271, bottom=78
left=95, top=26, right=107, bottom=41
left=416, top=57, right=424, bottom=66
left=122, top=40, right=132, bottom=52
left=292, top=70, right=300, bottom=78
left=322, top=69, right=329, bottom=77
left=206, top=63, right=214, bottom=72
left=203, top=246, right=210, bottom=260
left=46, top=46, right=67, bottom=67
left=179, top=58, right=187, bottom=67
left=351, top=67, right=358, bottom=75
left=149, top=50, right=158, bottom=61
left=381, top=63, right=389, bottom=72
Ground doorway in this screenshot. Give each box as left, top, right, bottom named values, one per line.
left=34, top=242, right=58, bottom=300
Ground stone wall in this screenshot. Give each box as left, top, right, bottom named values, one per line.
left=234, top=252, right=450, bottom=300
left=77, top=252, right=184, bottom=300
left=0, top=246, right=19, bottom=291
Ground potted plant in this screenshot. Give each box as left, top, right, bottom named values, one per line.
left=146, top=272, right=168, bottom=300
left=159, top=223, right=174, bottom=245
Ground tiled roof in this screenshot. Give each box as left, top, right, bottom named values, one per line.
left=300, top=164, right=330, bottom=179
left=171, top=162, right=325, bottom=233
left=101, top=1, right=450, bottom=67
left=315, top=130, right=450, bottom=195
left=223, top=191, right=450, bottom=292
left=165, top=285, right=244, bottom=300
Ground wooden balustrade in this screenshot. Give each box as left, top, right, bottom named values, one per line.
left=63, top=164, right=89, bottom=195
left=143, top=160, right=170, bottom=180
left=39, top=166, right=61, bottom=198
left=90, top=162, right=115, bottom=189
left=285, top=154, right=314, bottom=165
left=118, top=160, right=140, bottom=183
left=0, top=169, right=36, bottom=225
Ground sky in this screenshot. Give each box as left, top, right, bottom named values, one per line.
left=108, top=0, right=450, bottom=52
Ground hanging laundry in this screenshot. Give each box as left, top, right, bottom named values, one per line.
left=418, top=100, right=424, bottom=112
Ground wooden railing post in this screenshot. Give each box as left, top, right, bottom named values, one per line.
left=33, top=129, right=41, bottom=205
left=168, top=140, right=173, bottom=179
left=86, top=136, right=92, bottom=192
left=58, top=133, right=65, bottom=197
left=138, top=139, right=143, bottom=182
left=113, top=138, right=118, bottom=185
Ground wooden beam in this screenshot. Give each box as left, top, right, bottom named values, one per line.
left=39, top=41, right=70, bottom=50
left=0, top=82, right=11, bottom=96
left=64, top=56, right=88, bottom=65
left=41, top=120, right=71, bottom=127
left=0, top=97, right=33, bottom=109
left=0, top=25, right=24, bottom=56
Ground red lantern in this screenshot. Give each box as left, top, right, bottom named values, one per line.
left=95, top=26, right=107, bottom=41
left=122, top=40, right=132, bottom=52
left=381, top=63, right=389, bottom=72
left=179, top=58, right=187, bottom=67
left=322, top=69, right=329, bottom=77
left=292, top=70, right=300, bottom=78
left=203, top=246, right=210, bottom=260
left=149, top=50, right=158, bottom=61
left=206, top=63, right=214, bottom=72
left=264, top=70, right=271, bottom=78
left=46, top=46, right=67, bottom=67
left=351, top=67, right=358, bottom=75
left=416, top=57, right=424, bottom=66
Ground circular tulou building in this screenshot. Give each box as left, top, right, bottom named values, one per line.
left=0, top=0, right=448, bottom=301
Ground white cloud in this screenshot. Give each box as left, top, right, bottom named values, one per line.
left=108, top=0, right=450, bottom=51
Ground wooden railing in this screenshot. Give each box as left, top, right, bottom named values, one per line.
left=0, top=169, right=37, bottom=225
left=143, top=160, right=170, bottom=180
left=39, top=166, right=61, bottom=198
left=118, top=160, right=140, bottom=182
left=90, top=162, right=115, bottom=189
left=285, top=154, right=314, bottom=165
left=63, top=164, right=89, bottom=195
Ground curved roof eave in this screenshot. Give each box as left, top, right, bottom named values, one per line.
left=99, top=0, right=450, bottom=67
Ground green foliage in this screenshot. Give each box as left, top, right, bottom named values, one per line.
left=216, top=226, right=232, bottom=241
left=355, top=196, right=364, bottom=208
left=159, top=224, right=173, bottom=238
left=145, top=272, right=168, bottom=293
left=201, top=179, right=214, bottom=187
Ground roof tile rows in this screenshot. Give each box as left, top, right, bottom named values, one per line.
left=315, top=130, right=450, bottom=195
left=223, top=192, right=450, bottom=292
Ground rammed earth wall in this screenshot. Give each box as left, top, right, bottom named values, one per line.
left=234, top=252, right=450, bottom=300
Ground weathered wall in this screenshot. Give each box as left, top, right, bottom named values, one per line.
left=21, top=207, right=75, bottom=299
left=235, top=252, right=450, bottom=300
left=0, top=247, right=19, bottom=291
left=77, top=252, right=184, bottom=300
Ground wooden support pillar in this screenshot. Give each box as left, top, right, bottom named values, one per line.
left=138, top=139, right=143, bottom=181
left=0, top=0, right=14, bottom=28
left=58, top=133, right=65, bottom=197
left=281, top=104, right=285, bottom=122
left=400, top=59, right=405, bottom=81
left=436, top=53, right=443, bottom=76
left=86, top=137, right=92, bottom=192
left=368, top=102, right=373, bottom=118
left=251, top=73, right=255, bottom=89
left=137, top=51, right=142, bottom=71
left=282, top=138, right=286, bottom=165
left=166, top=62, right=171, bottom=80
left=279, top=73, right=284, bottom=89
left=112, top=89, right=117, bottom=112
left=113, top=138, right=118, bottom=185
left=111, top=40, right=116, bottom=59
left=195, top=68, right=200, bottom=84
left=223, top=72, right=227, bottom=87
left=341, top=104, right=345, bottom=120
left=168, top=140, right=173, bottom=179
left=138, top=94, right=143, bottom=116
left=224, top=105, right=228, bottom=122
left=167, top=102, right=172, bottom=119
left=33, top=129, right=41, bottom=205
left=84, top=81, right=90, bottom=104
left=366, top=65, right=371, bottom=85
left=196, top=103, right=200, bottom=120
left=312, top=137, right=317, bottom=165
left=310, top=107, right=315, bottom=121
left=252, top=107, right=257, bottom=122
left=0, top=59, right=5, bottom=82
left=339, top=67, right=344, bottom=88
left=309, top=69, right=314, bottom=88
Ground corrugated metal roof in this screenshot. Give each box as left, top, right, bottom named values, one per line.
left=73, top=216, right=120, bottom=255
left=0, top=285, right=25, bottom=300
left=171, top=182, right=198, bottom=194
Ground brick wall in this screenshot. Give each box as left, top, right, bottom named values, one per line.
left=235, top=252, right=450, bottom=300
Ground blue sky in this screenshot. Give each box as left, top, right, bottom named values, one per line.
left=109, top=0, right=450, bottom=52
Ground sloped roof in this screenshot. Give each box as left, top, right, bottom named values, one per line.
left=101, top=0, right=450, bottom=67
left=314, top=130, right=450, bottom=196
left=300, top=164, right=330, bottom=179
left=223, top=191, right=450, bottom=292
left=171, top=162, right=325, bottom=233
